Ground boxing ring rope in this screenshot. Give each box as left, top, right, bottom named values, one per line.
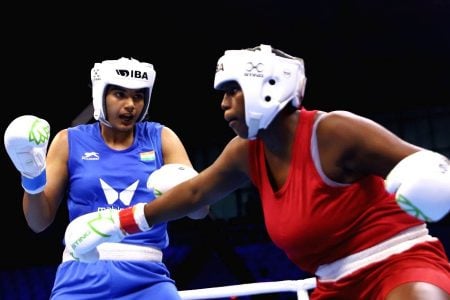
left=179, top=277, right=317, bottom=300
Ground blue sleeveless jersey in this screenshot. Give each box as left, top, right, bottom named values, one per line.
left=66, top=122, right=168, bottom=249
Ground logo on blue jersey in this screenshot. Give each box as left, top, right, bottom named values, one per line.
left=99, top=179, right=139, bottom=205
left=82, top=152, right=100, bottom=160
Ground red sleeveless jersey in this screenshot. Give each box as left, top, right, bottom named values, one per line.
left=248, top=108, right=423, bottom=274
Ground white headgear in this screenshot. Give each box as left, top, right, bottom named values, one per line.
left=214, top=44, right=306, bottom=139
left=91, top=57, right=156, bottom=126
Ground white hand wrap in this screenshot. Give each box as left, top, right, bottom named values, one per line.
left=4, top=115, right=50, bottom=194
left=385, top=150, right=450, bottom=222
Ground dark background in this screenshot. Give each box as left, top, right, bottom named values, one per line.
left=1, top=0, right=450, bottom=274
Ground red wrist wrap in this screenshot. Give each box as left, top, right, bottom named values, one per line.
left=119, top=207, right=141, bottom=234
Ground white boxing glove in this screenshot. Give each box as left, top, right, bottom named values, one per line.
left=4, top=115, right=50, bottom=194
left=385, top=150, right=450, bottom=222
left=147, top=163, right=208, bottom=219
left=65, top=209, right=125, bottom=262
left=147, top=163, right=199, bottom=196
left=65, top=203, right=150, bottom=263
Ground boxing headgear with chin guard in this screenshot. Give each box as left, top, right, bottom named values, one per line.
left=214, top=44, right=306, bottom=139
left=91, top=57, right=156, bottom=126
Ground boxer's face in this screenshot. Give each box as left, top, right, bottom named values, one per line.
left=104, top=84, right=146, bottom=130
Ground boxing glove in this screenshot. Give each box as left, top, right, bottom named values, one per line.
left=147, top=164, right=208, bottom=219
left=4, top=115, right=50, bottom=194
left=65, top=203, right=150, bottom=262
left=385, top=150, right=450, bottom=222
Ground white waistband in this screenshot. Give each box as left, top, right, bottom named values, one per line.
left=316, top=224, right=436, bottom=282
left=62, top=242, right=163, bottom=262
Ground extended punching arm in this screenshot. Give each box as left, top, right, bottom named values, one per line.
left=385, top=150, right=450, bottom=222
left=65, top=164, right=206, bottom=262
